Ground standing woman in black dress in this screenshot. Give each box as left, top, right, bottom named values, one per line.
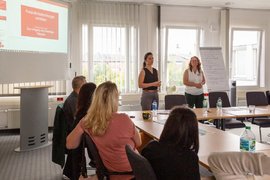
left=138, top=52, right=161, bottom=110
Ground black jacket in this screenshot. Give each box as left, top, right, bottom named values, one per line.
left=52, top=104, right=67, bottom=168
left=141, top=140, right=200, bottom=180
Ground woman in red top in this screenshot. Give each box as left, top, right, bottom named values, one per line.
left=66, top=81, right=141, bottom=180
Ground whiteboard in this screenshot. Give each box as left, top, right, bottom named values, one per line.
left=199, top=47, right=229, bottom=92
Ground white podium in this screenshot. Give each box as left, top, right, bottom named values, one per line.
left=14, top=85, right=52, bottom=152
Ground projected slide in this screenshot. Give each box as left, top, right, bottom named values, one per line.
left=21, top=5, right=59, bottom=40
left=0, top=0, right=68, bottom=53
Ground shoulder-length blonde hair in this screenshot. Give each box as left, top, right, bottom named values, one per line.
left=189, top=56, right=202, bottom=74
left=84, top=81, right=119, bottom=136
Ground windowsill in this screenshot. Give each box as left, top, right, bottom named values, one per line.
left=0, top=95, right=67, bottom=104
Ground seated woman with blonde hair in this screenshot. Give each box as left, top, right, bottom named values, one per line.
left=66, top=81, right=141, bottom=180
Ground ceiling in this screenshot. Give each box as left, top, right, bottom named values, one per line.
left=103, top=0, right=270, bottom=10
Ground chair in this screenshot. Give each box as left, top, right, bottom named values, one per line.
left=209, top=92, right=246, bottom=129
left=52, top=103, right=67, bottom=167
left=125, top=144, right=157, bottom=180
left=83, top=133, right=133, bottom=180
left=208, top=152, right=270, bottom=179
left=266, top=91, right=270, bottom=105
left=246, top=91, right=270, bottom=142
left=164, top=94, right=187, bottom=110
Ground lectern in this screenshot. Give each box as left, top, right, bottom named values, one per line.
left=14, top=85, right=52, bottom=152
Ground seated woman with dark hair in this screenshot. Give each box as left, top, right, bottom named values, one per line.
left=141, top=106, right=200, bottom=180
left=63, top=82, right=96, bottom=180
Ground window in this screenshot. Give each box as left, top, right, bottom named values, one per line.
left=231, top=29, right=262, bottom=86
left=93, top=26, right=126, bottom=91
left=164, top=27, right=200, bottom=88
left=81, top=25, right=138, bottom=93
left=81, top=24, right=89, bottom=79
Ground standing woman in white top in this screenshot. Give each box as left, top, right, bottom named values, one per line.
left=183, top=56, right=206, bottom=108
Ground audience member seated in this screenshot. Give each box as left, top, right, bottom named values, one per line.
left=63, top=75, right=86, bottom=134
left=63, top=75, right=86, bottom=179
left=141, top=106, right=200, bottom=180
left=208, top=152, right=270, bottom=180
left=66, top=81, right=141, bottom=180
left=66, top=82, right=96, bottom=180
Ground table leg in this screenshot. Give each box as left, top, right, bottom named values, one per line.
left=220, top=119, right=225, bottom=131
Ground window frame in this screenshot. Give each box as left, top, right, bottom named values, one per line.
left=230, top=28, right=263, bottom=87
left=163, top=26, right=201, bottom=90
left=81, top=24, right=139, bottom=93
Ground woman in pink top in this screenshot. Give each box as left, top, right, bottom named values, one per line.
left=67, top=81, right=141, bottom=180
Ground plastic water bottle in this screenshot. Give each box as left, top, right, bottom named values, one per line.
left=216, top=97, right=222, bottom=112
left=151, top=100, right=158, bottom=117
left=203, top=98, right=208, bottom=114
left=240, top=126, right=256, bottom=152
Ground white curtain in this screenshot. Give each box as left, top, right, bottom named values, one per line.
left=70, top=0, right=140, bottom=92
left=78, top=0, right=139, bottom=26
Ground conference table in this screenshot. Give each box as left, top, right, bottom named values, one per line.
left=194, top=106, right=270, bottom=130
left=222, top=106, right=270, bottom=118
left=123, top=106, right=270, bottom=169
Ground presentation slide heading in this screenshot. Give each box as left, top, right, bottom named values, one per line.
left=0, top=0, right=68, bottom=53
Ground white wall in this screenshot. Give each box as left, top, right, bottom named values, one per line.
left=229, top=9, right=270, bottom=90
left=68, top=4, right=270, bottom=102
left=139, top=4, right=159, bottom=69
left=70, top=3, right=159, bottom=74
left=160, top=6, right=270, bottom=91
left=3, top=4, right=270, bottom=127
left=159, top=6, right=222, bottom=91
left=160, top=6, right=221, bottom=47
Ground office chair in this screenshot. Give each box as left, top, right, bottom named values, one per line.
left=209, top=92, right=246, bottom=129
left=266, top=91, right=270, bottom=105
left=52, top=103, right=67, bottom=167
left=246, top=91, right=270, bottom=142
left=125, top=144, right=157, bottom=180
left=83, top=133, right=133, bottom=180
left=164, top=94, right=187, bottom=110
left=208, top=152, right=270, bottom=179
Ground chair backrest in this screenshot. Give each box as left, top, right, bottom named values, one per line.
left=84, top=133, right=133, bottom=180
left=83, top=133, right=109, bottom=179
left=266, top=91, right=270, bottom=105
left=208, top=92, right=231, bottom=108
left=246, top=91, right=268, bottom=106
left=164, top=94, right=187, bottom=110
left=125, top=144, right=157, bottom=180
left=52, top=103, right=67, bottom=168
